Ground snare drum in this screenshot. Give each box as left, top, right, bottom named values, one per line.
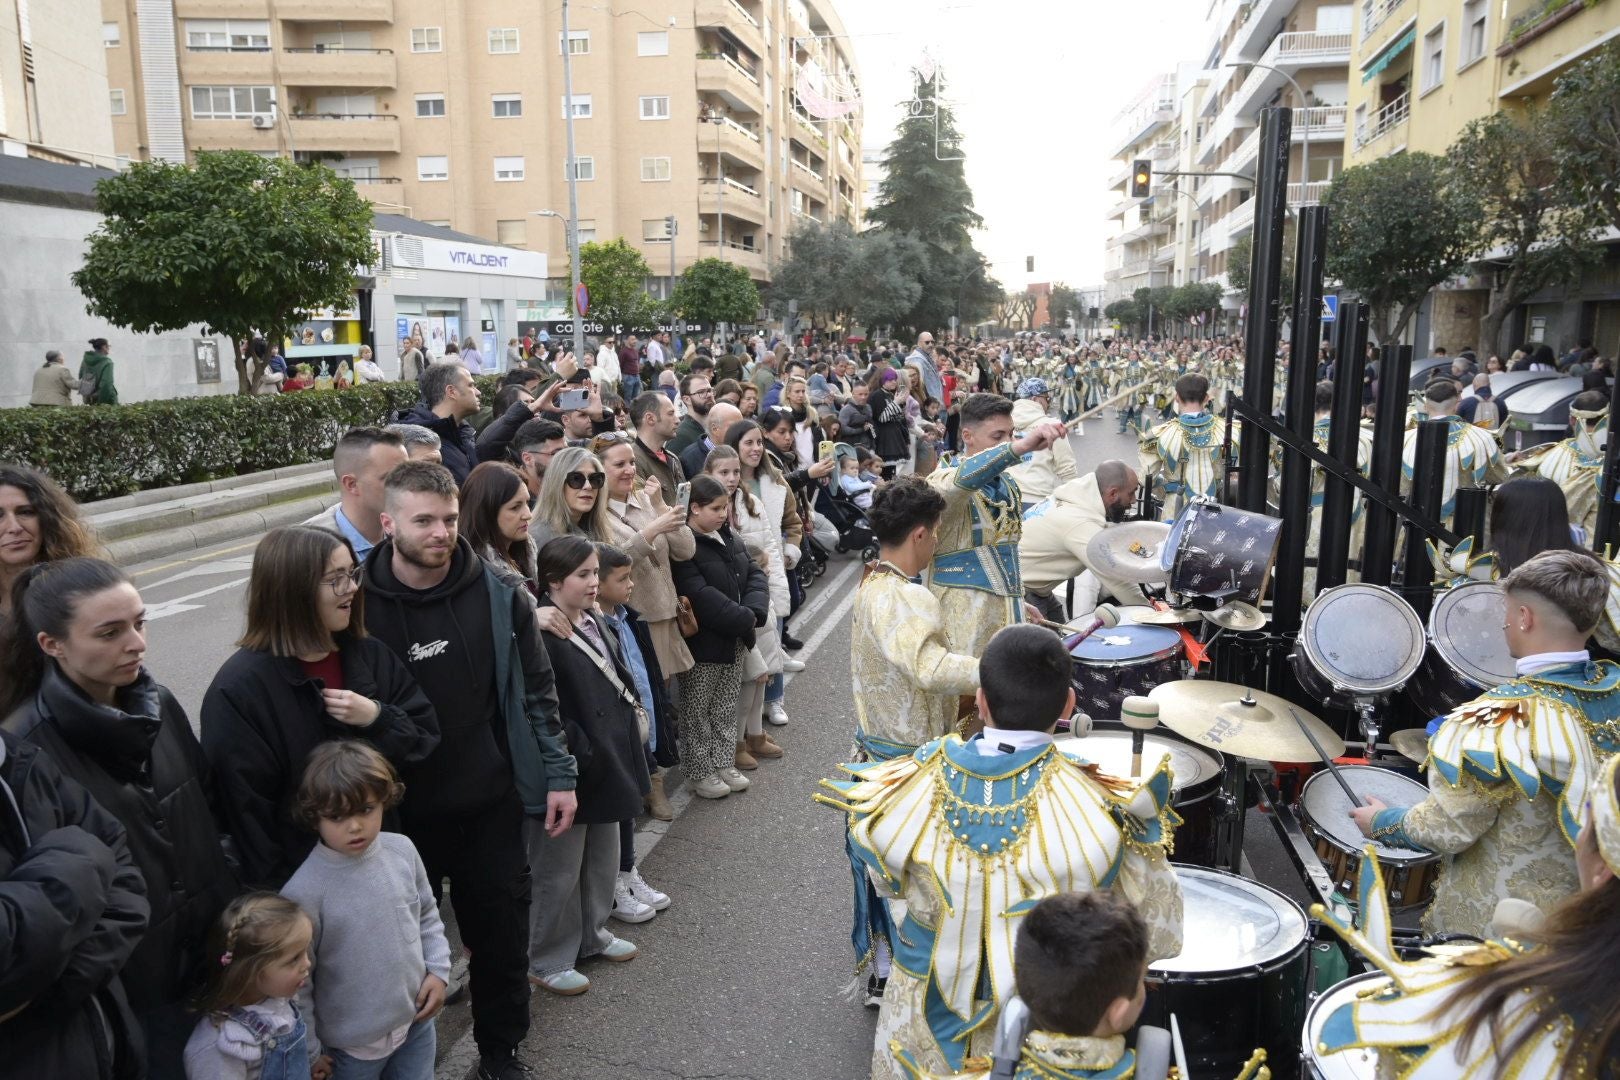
left=1293, top=585, right=1425, bottom=704
left=1160, top=499, right=1284, bottom=606
left=1054, top=730, right=1224, bottom=866
left=1406, top=582, right=1517, bottom=720
left=1069, top=624, right=1185, bottom=720
left=1138, top=865, right=1311, bottom=1080
left=1302, top=972, right=1390, bottom=1079
left=1299, top=766, right=1439, bottom=911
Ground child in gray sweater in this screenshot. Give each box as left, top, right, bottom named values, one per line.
left=280, top=742, right=452, bottom=1080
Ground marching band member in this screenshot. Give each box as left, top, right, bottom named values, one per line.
left=1510, top=389, right=1608, bottom=542
left=1400, top=378, right=1507, bottom=532
left=1019, top=461, right=1152, bottom=625
left=1351, top=550, right=1620, bottom=938
left=818, top=625, right=1183, bottom=1080
left=1139, top=373, right=1230, bottom=522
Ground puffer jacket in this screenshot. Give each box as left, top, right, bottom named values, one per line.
left=671, top=526, right=769, bottom=664
left=1008, top=398, right=1077, bottom=504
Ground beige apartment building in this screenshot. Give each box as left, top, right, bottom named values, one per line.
left=0, top=0, right=118, bottom=166
left=1102, top=72, right=1181, bottom=305
left=100, top=0, right=864, bottom=296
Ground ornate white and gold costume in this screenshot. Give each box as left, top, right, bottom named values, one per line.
left=892, top=1032, right=1270, bottom=1080
left=1369, top=659, right=1620, bottom=937
left=818, top=737, right=1184, bottom=1080
left=925, top=444, right=1027, bottom=658
left=1512, top=408, right=1606, bottom=539
left=1399, top=413, right=1507, bottom=529
left=1140, top=411, right=1230, bottom=522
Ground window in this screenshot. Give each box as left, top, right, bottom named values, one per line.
left=417, top=155, right=449, bottom=181
left=189, top=85, right=274, bottom=120
left=496, top=219, right=527, bottom=246
left=492, top=94, right=522, bottom=118
left=415, top=93, right=445, bottom=118
left=185, top=19, right=270, bottom=50
left=566, top=157, right=595, bottom=181
left=641, top=155, right=671, bottom=181
left=559, top=29, right=589, bottom=54
left=109, top=89, right=127, bottom=115
left=103, top=21, right=120, bottom=46
left=637, top=30, right=669, bottom=56
left=488, top=27, right=519, bottom=53
left=1421, top=24, right=1445, bottom=94
left=639, top=95, right=670, bottom=120
left=1461, top=0, right=1487, bottom=65
left=494, top=156, right=525, bottom=181
left=561, top=94, right=593, bottom=118
left=411, top=27, right=442, bottom=53
left=643, top=218, right=674, bottom=241
left=576, top=220, right=597, bottom=243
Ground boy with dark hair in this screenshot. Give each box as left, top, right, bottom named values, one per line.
left=819, top=623, right=1182, bottom=1080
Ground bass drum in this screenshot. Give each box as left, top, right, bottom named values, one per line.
left=1138, top=866, right=1311, bottom=1080
left=1069, top=623, right=1185, bottom=722
left=1053, top=729, right=1225, bottom=867
left=1160, top=500, right=1284, bottom=606
left=1406, top=582, right=1516, bottom=721
left=1302, top=972, right=1389, bottom=1079
left=1299, top=766, right=1440, bottom=912
left=1293, top=585, right=1425, bottom=705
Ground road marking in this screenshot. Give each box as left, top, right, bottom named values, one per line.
left=131, top=538, right=261, bottom=578
left=144, top=577, right=250, bottom=621
left=142, top=556, right=256, bottom=590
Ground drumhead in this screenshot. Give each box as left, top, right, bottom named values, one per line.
left=1300, top=585, right=1425, bottom=695
left=1069, top=623, right=1183, bottom=668
left=1303, top=972, right=1388, bottom=1079
left=1429, top=583, right=1516, bottom=691
left=1159, top=501, right=1196, bottom=573
left=1054, top=730, right=1222, bottom=793
left=1300, top=766, right=1431, bottom=862
left=1151, top=866, right=1307, bottom=976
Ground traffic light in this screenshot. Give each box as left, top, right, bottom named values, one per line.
left=1130, top=159, right=1152, bottom=198
left=1026, top=256, right=1035, bottom=273
left=664, top=215, right=677, bottom=238
left=1088, top=306, right=1099, bottom=320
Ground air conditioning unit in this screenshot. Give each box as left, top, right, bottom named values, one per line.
left=251, top=115, right=274, bottom=129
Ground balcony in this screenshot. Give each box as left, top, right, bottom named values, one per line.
left=174, top=0, right=269, bottom=16
left=702, top=116, right=765, bottom=171
left=188, top=119, right=279, bottom=152
left=181, top=46, right=272, bottom=82
left=702, top=176, right=766, bottom=223
left=289, top=112, right=400, bottom=153
left=275, top=0, right=392, bottom=19
left=696, top=54, right=763, bottom=114
left=792, top=109, right=828, bottom=148
left=1361, top=0, right=1408, bottom=40
left=790, top=157, right=824, bottom=184
left=1222, top=125, right=1262, bottom=173
left=699, top=240, right=767, bottom=277
left=1117, top=217, right=1172, bottom=244
left=278, top=47, right=397, bottom=89
left=1288, top=180, right=1333, bottom=206
left=1148, top=139, right=1177, bottom=162
left=1226, top=197, right=1256, bottom=237
left=1153, top=241, right=1177, bottom=265
left=1353, top=92, right=1409, bottom=151
left=1108, top=75, right=1178, bottom=158
left=1294, top=105, right=1347, bottom=141
left=1271, top=29, right=1352, bottom=67
left=695, top=0, right=764, bottom=56
left=1226, top=0, right=1297, bottom=61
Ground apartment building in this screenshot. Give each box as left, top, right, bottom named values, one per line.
left=1, top=0, right=118, bottom=167
left=1102, top=72, right=1182, bottom=305
left=101, top=0, right=864, bottom=301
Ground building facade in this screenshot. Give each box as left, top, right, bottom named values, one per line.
left=1103, top=72, right=1182, bottom=306
left=1, top=0, right=119, bottom=167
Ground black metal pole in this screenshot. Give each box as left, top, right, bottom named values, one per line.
left=1361, top=344, right=1413, bottom=585
left=1452, top=486, right=1490, bottom=548
left=1269, top=205, right=1328, bottom=634
left=1317, top=302, right=1369, bottom=591
left=1402, top=419, right=1448, bottom=621
left=1594, top=374, right=1620, bottom=554
left=1236, top=107, right=1292, bottom=514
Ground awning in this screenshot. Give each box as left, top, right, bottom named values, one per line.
left=1362, top=26, right=1416, bottom=82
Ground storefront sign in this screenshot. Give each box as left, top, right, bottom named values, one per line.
left=419, top=237, right=548, bottom=279
left=521, top=319, right=709, bottom=339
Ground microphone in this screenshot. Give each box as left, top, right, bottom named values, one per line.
left=988, top=997, right=1032, bottom=1078
left=1135, top=1025, right=1172, bottom=1080
left=1064, top=604, right=1122, bottom=648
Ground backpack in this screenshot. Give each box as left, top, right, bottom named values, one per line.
left=78, top=369, right=98, bottom=402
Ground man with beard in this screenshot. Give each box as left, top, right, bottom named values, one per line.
left=1019, top=460, right=1152, bottom=624
left=679, top=402, right=743, bottom=480
left=630, top=390, right=686, bottom=505
left=508, top=417, right=566, bottom=501
left=362, top=461, right=578, bottom=1080
left=667, top=374, right=713, bottom=455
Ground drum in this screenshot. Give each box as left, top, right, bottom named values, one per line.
left=1293, top=585, right=1426, bottom=705
left=1299, top=766, right=1440, bottom=911
left=1069, top=623, right=1185, bottom=720
left=1406, top=582, right=1516, bottom=720
left=1139, top=865, right=1311, bottom=1080
left=1053, top=729, right=1225, bottom=866
left=1302, top=972, right=1389, bottom=1079
left=1161, top=500, right=1284, bottom=606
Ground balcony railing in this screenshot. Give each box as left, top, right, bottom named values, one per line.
left=791, top=158, right=824, bottom=182
left=722, top=52, right=758, bottom=83
left=283, top=46, right=392, bottom=54
left=1294, top=105, right=1348, bottom=132
left=1362, top=0, right=1409, bottom=39
left=1271, top=29, right=1352, bottom=64
left=721, top=116, right=759, bottom=141
left=1354, top=92, right=1409, bottom=149
left=1288, top=180, right=1333, bottom=205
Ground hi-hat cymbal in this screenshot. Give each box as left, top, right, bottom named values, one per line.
left=1202, top=602, right=1268, bottom=631
left=1085, top=522, right=1172, bottom=585
left=1130, top=606, right=1204, bottom=625
left=1149, top=680, right=1347, bottom=762
left=1389, top=729, right=1430, bottom=764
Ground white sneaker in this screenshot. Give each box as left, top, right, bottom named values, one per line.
left=766, top=701, right=790, bottom=726
left=628, top=868, right=671, bottom=911
left=611, top=873, right=657, bottom=923
left=718, top=767, right=752, bottom=792
left=691, top=775, right=730, bottom=799
left=782, top=658, right=806, bottom=673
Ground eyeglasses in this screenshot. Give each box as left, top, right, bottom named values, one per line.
left=564, top=471, right=606, bottom=490
left=320, top=566, right=363, bottom=594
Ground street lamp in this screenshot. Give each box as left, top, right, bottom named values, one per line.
left=530, top=210, right=575, bottom=341
left=1225, top=61, right=1311, bottom=205
left=559, top=0, right=586, bottom=363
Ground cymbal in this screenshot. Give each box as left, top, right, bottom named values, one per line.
left=1202, top=602, right=1267, bottom=631
left=1085, top=522, right=1172, bottom=585
left=1148, top=680, right=1347, bottom=762
left=1389, top=729, right=1430, bottom=764
left=1129, top=606, right=1204, bottom=625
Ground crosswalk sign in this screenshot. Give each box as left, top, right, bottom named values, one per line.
left=1322, top=295, right=1339, bottom=323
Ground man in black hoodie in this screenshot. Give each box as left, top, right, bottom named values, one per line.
left=397, top=361, right=482, bottom=483
left=364, top=460, right=577, bottom=1080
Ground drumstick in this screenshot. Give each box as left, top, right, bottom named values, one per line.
left=1066, top=380, right=1152, bottom=429
left=1289, top=706, right=1364, bottom=808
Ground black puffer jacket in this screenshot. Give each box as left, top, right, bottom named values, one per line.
left=396, top=402, right=479, bottom=484
left=4, top=665, right=237, bottom=1013
left=0, top=729, right=148, bottom=1080
left=200, top=636, right=442, bottom=888
left=671, top=526, right=769, bottom=664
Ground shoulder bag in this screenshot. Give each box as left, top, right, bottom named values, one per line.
left=567, top=622, right=651, bottom=743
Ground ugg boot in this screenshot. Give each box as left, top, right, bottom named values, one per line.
left=644, top=769, right=674, bottom=821
left=734, top=741, right=759, bottom=770
left=746, top=732, right=784, bottom=759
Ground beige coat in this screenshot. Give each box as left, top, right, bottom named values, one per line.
left=1007, top=398, right=1077, bottom=504
left=605, top=493, right=693, bottom=625
left=29, top=363, right=75, bottom=406
left=1019, top=473, right=1152, bottom=606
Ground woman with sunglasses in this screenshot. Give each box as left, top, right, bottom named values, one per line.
left=529, top=446, right=613, bottom=550
left=200, top=525, right=441, bottom=889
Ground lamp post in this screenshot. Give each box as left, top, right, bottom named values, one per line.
left=1225, top=61, right=1312, bottom=205
left=699, top=104, right=727, bottom=348
left=560, top=0, right=586, bottom=363
left=530, top=209, right=574, bottom=346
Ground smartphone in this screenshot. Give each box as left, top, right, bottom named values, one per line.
left=558, top=388, right=590, bottom=411
left=819, top=440, right=836, bottom=462
left=675, top=482, right=692, bottom=513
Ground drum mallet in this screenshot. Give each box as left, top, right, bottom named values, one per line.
left=1121, top=695, right=1159, bottom=779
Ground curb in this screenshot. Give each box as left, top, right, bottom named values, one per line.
left=104, top=492, right=340, bottom=567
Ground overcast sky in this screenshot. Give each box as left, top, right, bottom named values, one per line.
left=838, top=0, right=1211, bottom=293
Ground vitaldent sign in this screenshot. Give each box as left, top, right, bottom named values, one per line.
left=419, top=237, right=548, bottom=279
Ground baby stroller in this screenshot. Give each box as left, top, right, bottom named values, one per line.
left=817, top=443, right=879, bottom=563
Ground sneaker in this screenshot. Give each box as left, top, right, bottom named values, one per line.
left=528, top=969, right=589, bottom=996
left=476, top=1053, right=537, bottom=1080
left=718, top=767, right=752, bottom=792
left=611, top=873, right=657, bottom=924
left=766, top=701, right=790, bottom=727
left=628, top=868, right=671, bottom=911
left=865, top=974, right=887, bottom=1008
left=598, top=936, right=639, bottom=962
left=782, top=658, right=806, bottom=673
left=691, top=774, right=730, bottom=799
